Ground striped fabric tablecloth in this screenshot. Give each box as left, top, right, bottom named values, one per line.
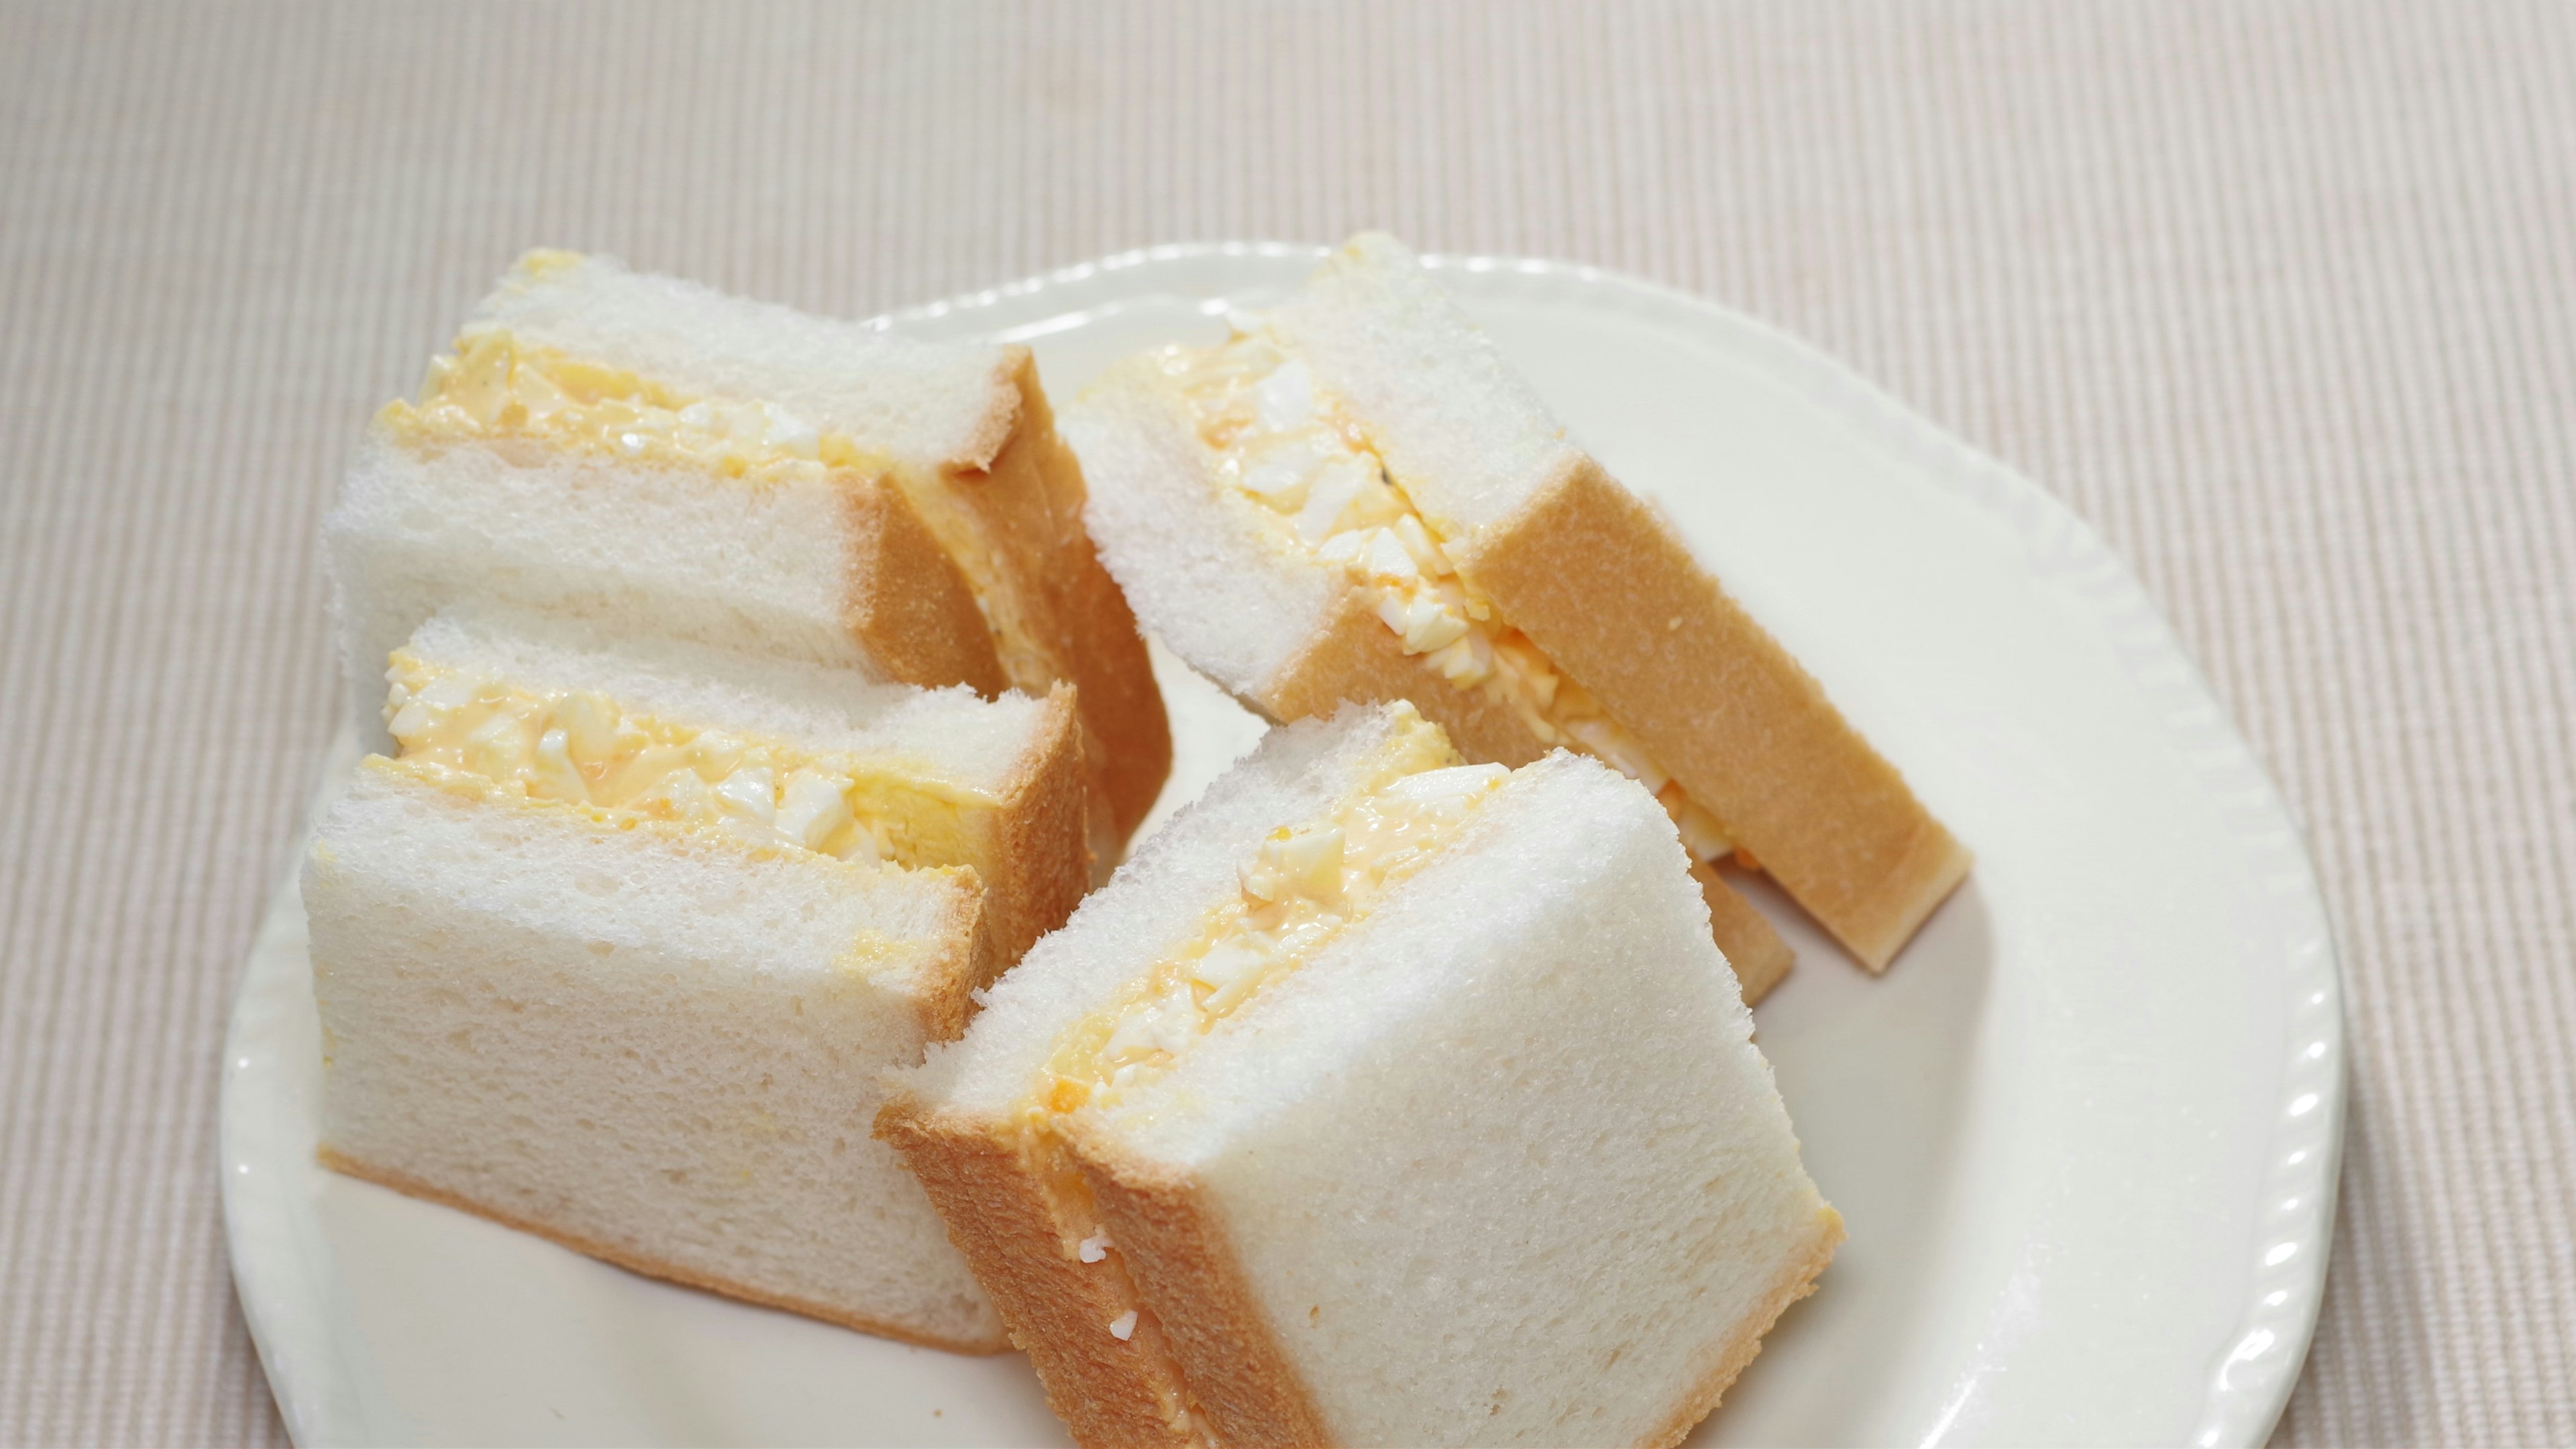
left=3, top=4, right=2569, bottom=1443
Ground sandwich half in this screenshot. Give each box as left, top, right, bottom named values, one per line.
left=1069, top=232, right=1969, bottom=975
left=327, top=249, right=1171, bottom=852
left=880, top=703, right=1842, bottom=1446
left=302, top=605, right=1104, bottom=1352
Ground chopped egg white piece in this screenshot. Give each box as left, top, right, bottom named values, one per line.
left=1252, top=358, right=1315, bottom=431
left=1294, top=458, right=1370, bottom=544
left=776, top=769, right=857, bottom=853
left=713, top=765, right=778, bottom=837
left=1240, top=823, right=1345, bottom=903
left=528, top=727, right=587, bottom=802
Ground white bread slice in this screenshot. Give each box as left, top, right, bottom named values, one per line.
left=328, top=428, right=974, bottom=717
left=1071, top=231, right=1967, bottom=973
left=305, top=757, right=1006, bottom=1352
left=392, top=605, right=1087, bottom=966
left=328, top=250, right=1170, bottom=847
left=880, top=706, right=1837, bottom=1446
left=462, top=252, right=1024, bottom=471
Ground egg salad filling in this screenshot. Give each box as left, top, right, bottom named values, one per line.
left=1160, top=331, right=1737, bottom=863
left=380, top=651, right=990, bottom=866
left=378, top=328, right=885, bottom=486
left=1035, top=710, right=1497, bottom=1113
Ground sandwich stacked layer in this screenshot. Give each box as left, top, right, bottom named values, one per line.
left=881, top=704, right=1842, bottom=1447
left=301, top=607, right=1108, bottom=1353
left=329, top=250, right=1171, bottom=855
left=1071, top=232, right=1970, bottom=975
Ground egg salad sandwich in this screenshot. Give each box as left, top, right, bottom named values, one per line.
left=878, top=703, right=1842, bottom=1446
left=326, top=249, right=1171, bottom=857
left=300, top=604, right=1102, bottom=1352
left=1068, top=232, right=1970, bottom=979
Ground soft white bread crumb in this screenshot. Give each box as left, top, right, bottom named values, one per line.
left=1268, top=232, right=1582, bottom=537
left=1079, top=751, right=1837, bottom=1445
left=472, top=252, right=1021, bottom=471
left=892, top=706, right=1404, bottom=1122
left=1065, top=362, right=1340, bottom=704
left=400, top=605, right=1050, bottom=794
left=305, top=761, right=1003, bottom=1350
left=327, top=432, right=879, bottom=752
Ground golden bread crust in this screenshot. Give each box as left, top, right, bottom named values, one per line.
left=315, top=1146, right=1010, bottom=1355
left=1639, top=1208, right=1847, bottom=1449
left=1458, top=458, right=1971, bottom=969
left=875, top=1102, right=1204, bottom=1448
left=912, top=884, right=996, bottom=1046
left=1067, top=1136, right=1333, bottom=1449
left=1690, top=860, right=1793, bottom=1004
left=934, top=355, right=1174, bottom=847
left=969, top=683, right=1093, bottom=973
left=1263, top=592, right=1795, bottom=986
left=837, top=472, right=1010, bottom=695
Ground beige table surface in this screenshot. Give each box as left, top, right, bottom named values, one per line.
left=3, top=3, right=2571, bottom=1444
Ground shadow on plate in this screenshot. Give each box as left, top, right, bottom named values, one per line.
left=1697, top=875, right=1997, bottom=1444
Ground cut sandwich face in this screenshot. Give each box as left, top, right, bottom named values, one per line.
left=380, top=325, right=891, bottom=486
left=880, top=704, right=1841, bottom=1448
left=1039, top=716, right=1495, bottom=1112
left=1073, top=231, right=1969, bottom=973
left=1162, top=332, right=1736, bottom=865
left=331, top=250, right=1171, bottom=852
left=384, top=651, right=980, bottom=872
left=308, top=744, right=1008, bottom=1352
left=379, top=605, right=1089, bottom=973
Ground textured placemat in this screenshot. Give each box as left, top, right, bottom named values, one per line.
left=3, top=3, right=2569, bottom=1444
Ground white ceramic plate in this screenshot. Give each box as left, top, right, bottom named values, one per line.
left=222, top=245, right=2343, bottom=1447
